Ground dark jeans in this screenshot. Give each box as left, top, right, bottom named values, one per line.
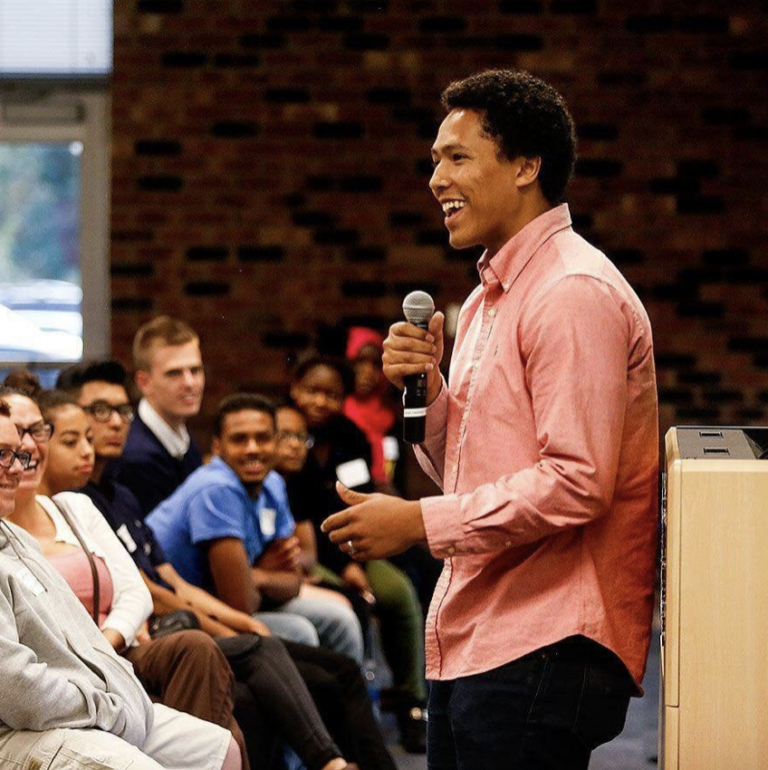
left=427, top=635, right=635, bottom=770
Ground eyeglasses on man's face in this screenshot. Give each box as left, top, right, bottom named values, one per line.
left=82, top=400, right=135, bottom=424
left=0, top=448, right=33, bottom=470
left=16, top=421, right=54, bottom=443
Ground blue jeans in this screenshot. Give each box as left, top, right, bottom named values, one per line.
left=257, top=596, right=364, bottom=663
left=427, top=636, right=635, bottom=770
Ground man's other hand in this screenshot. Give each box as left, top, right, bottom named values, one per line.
left=322, top=483, right=426, bottom=561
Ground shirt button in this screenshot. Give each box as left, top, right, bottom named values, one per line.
left=447, top=546, right=456, bottom=555
left=472, top=361, right=480, bottom=370
left=452, top=463, right=458, bottom=473
left=502, top=282, right=510, bottom=291
left=488, top=308, right=495, bottom=317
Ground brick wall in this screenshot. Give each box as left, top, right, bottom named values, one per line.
left=112, top=0, right=768, bottom=448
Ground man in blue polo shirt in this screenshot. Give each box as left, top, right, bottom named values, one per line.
left=146, top=393, right=363, bottom=662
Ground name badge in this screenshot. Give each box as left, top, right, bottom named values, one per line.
left=16, top=565, right=45, bottom=596
left=383, top=436, right=400, bottom=462
left=116, top=524, right=138, bottom=553
left=260, top=507, right=277, bottom=538
left=336, top=458, right=371, bottom=488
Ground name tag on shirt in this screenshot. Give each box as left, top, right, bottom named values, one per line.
left=16, top=565, right=45, bottom=596
left=260, top=507, right=277, bottom=538
left=336, top=458, right=371, bottom=488
left=383, top=436, right=400, bottom=462
left=116, top=524, right=138, bottom=554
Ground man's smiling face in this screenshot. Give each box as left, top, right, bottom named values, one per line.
left=429, top=109, right=527, bottom=257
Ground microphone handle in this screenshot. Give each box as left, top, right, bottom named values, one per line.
left=402, top=320, right=430, bottom=444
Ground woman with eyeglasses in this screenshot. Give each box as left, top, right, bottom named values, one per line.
left=0, top=378, right=245, bottom=770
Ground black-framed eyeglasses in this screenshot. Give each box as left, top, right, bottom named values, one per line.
left=276, top=430, right=314, bottom=449
left=82, top=400, right=135, bottom=424
left=16, top=421, right=54, bottom=443
left=0, top=448, right=32, bottom=470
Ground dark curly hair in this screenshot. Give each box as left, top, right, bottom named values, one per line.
left=441, top=69, right=577, bottom=205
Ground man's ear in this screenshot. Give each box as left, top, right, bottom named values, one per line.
left=134, top=369, right=150, bottom=396
left=515, top=156, right=542, bottom=190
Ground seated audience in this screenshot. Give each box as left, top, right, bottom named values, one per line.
left=146, top=393, right=364, bottom=662
left=288, top=354, right=427, bottom=753
left=0, top=398, right=241, bottom=770
left=58, top=359, right=396, bottom=770
left=1, top=378, right=248, bottom=768
left=113, top=315, right=205, bottom=516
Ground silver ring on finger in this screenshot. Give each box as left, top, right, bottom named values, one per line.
left=346, top=540, right=355, bottom=554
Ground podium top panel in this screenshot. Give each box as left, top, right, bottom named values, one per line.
left=672, top=426, right=768, bottom=460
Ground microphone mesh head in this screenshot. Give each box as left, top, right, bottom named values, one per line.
left=403, top=291, right=435, bottom=325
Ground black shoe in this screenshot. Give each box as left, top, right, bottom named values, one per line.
left=398, top=703, right=427, bottom=754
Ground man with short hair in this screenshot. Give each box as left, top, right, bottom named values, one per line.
left=112, top=315, right=205, bottom=516
left=0, top=399, right=238, bottom=770
left=146, top=394, right=364, bottom=662
left=323, top=69, right=659, bottom=769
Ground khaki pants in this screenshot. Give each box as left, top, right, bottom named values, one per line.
left=0, top=703, right=231, bottom=770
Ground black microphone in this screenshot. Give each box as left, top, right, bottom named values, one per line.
left=402, top=290, right=435, bottom=444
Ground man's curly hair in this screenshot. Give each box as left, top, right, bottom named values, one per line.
left=441, top=69, right=577, bottom=205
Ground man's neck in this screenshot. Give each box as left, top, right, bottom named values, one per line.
left=146, top=400, right=186, bottom=433
left=486, top=197, right=553, bottom=259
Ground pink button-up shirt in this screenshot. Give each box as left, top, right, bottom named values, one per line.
left=417, top=204, right=658, bottom=689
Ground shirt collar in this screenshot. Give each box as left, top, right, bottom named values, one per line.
left=138, top=398, right=191, bottom=459
left=477, top=203, right=573, bottom=292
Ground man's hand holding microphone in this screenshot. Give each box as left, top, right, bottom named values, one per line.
left=321, top=293, right=444, bottom=560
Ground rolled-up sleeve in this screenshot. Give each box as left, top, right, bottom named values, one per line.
left=423, top=275, right=632, bottom=557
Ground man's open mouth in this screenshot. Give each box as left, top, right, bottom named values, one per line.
left=442, top=200, right=466, bottom=220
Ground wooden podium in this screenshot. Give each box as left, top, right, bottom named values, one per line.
left=661, top=427, right=768, bottom=769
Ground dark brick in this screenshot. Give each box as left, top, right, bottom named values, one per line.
left=758, top=391, right=768, bottom=404
left=415, top=159, right=434, bottom=177
left=267, top=16, right=314, bottom=32
left=677, top=267, right=722, bottom=285
left=703, top=389, right=742, bottom=404
left=571, top=213, right=594, bottom=230
left=265, top=88, right=311, bottom=103
left=341, top=280, right=388, bottom=298
left=659, top=388, right=693, bottom=405
left=701, top=107, right=751, bottom=126
left=214, top=53, right=261, bottom=68
left=650, top=178, right=699, bottom=195
left=111, top=263, right=155, bottom=277
left=238, top=246, right=285, bottom=262
left=389, top=211, right=423, bottom=227
left=239, top=33, right=286, bottom=48
left=701, top=248, right=750, bottom=267
left=678, top=371, right=721, bottom=385
left=211, top=122, right=259, bottom=138
left=676, top=407, right=721, bottom=421
left=393, top=281, right=439, bottom=298
left=161, top=52, right=207, bottom=67
left=366, top=88, right=411, bottom=105
left=314, top=122, right=364, bottom=139
left=446, top=37, right=498, bottom=50
left=575, top=159, right=623, bottom=178
left=341, top=0, right=389, bottom=11
left=551, top=0, right=597, bottom=15
left=736, top=407, right=765, bottom=422
left=625, top=15, right=674, bottom=34
left=655, top=353, right=696, bottom=369
left=346, top=247, right=387, bottom=262
left=185, top=282, right=230, bottom=297
left=262, top=331, right=311, bottom=349
left=608, top=248, right=644, bottom=265
left=339, top=175, right=382, bottom=192
left=419, top=17, right=467, bottom=34
left=344, top=33, right=390, bottom=50
left=392, top=106, right=436, bottom=124
left=293, top=211, right=337, bottom=228
left=729, top=51, right=768, bottom=71
left=677, top=300, right=724, bottom=319
left=284, top=193, right=306, bottom=207
left=755, top=355, right=768, bottom=370
left=578, top=123, right=619, bottom=141
left=597, top=71, right=646, bottom=87
left=340, top=314, right=390, bottom=329
left=307, top=176, right=334, bottom=191
left=495, top=34, right=544, bottom=51
left=726, top=267, right=768, bottom=284
left=498, top=0, right=543, bottom=12
left=728, top=337, right=768, bottom=354
left=134, top=140, right=182, bottom=156
left=112, top=297, right=154, bottom=312
left=417, top=230, right=447, bottom=246
left=652, top=283, right=697, bottom=301
left=293, top=0, right=338, bottom=11
left=314, top=229, right=360, bottom=245
left=676, top=195, right=725, bottom=215
left=137, top=176, right=183, bottom=192
left=186, top=246, right=229, bottom=262
left=137, top=0, right=183, bottom=12
left=734, top=126, right=768, bottom=142
left=679, top=15, right=728, bottom=34
left=318, top=16, right=364, bottom=32
left=677, top=159, right=719, bottom=178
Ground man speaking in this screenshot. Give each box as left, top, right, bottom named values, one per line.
left=323, top=69, right=658, bottom=770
